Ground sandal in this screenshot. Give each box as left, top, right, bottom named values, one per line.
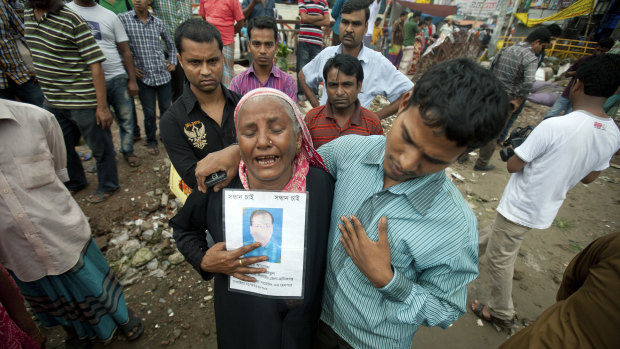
left=120, top=310, right=144, bottom=341
left=147, top=146, right=159, bottom=156
left=471, top=300, right=514, bottom=329
left=86, top=189, right=117, bottom=204
left=123, top=154, right=141, bottom=167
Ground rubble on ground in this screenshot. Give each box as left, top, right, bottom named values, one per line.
left=90, top=181, right=187, bottom=286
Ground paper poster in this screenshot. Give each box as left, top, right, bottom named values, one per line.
left=223, top=189, right=308, bottom=298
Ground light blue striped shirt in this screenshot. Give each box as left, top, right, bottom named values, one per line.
left=317, top=135, right=479, bottom=349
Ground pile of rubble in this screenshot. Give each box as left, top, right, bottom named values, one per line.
left=94, top=191, right=188, bottom=286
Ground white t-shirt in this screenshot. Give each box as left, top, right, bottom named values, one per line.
left=66, top=2, right=129, bottom=80
left=497, top=110, right=620, bottom=229
left=366, top=0, right=380, bottom=36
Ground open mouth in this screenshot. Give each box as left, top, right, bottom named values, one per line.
left=256, top=155, right=280, bottom=166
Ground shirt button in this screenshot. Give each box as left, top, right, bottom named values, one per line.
left=2, top=189, right=8, bottom=194
left=18, top=213, right=25, bottom=218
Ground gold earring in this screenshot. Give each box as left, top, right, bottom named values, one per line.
left=296, top=142, right=301, bottom=151
left=269, top=140, right=273, bottom=145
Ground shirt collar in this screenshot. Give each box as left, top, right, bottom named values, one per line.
left=0, top=102, right=21, bottom=126
left=248, top=63, right=282, bottom=79
left=132, top=9, right=151, bottom=21
left=337, top=44, right=371, bottom=63
left=361, top=139, right=446, bottom=215
left=181, top=83, right=238, bottom=113
left=324, top=99, right=362, bottom=125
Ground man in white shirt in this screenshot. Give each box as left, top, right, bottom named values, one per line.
left=472, top=54, right=620, bottom=330
left=67, top=0, right=141, bottom=167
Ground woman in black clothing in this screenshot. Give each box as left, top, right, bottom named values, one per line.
left=170, top=88, right=334, bottom=349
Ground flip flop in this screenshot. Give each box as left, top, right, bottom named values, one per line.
left=123, top=154, right=141, bottom=167
left=147, top=146, right=159, bottom=156
left=471, top=300, right=514, bottom=329
left=120, top=310, right=144, bottom=341
left=85, top=189, right=117, bottom=204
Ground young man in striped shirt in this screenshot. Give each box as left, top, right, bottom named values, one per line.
left=229, top=16, right=297, bottom=101
left=119, top=0, right=177, bottom=156
left=314, top=59, right=510, bottom=348
left=24, top=0, right=120, bottom=203
left=296, top=0, right=330, bottom=103
left=304, top=53, right=382, bottom=148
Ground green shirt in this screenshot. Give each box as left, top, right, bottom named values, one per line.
left=98, top=0, right=133, bottom=15
left=403, top=20, right=419, bottom=46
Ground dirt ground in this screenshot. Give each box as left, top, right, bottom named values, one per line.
left=39, top=92, right=620, bottom=349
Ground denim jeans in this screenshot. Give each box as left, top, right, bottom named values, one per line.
left=543, top=96, right=572, bottom=120
left=137, top=80, right=171, bottom=146
left=0, top=77, right=45, bottom=108
left=296, top=42, right=322, bottom=98
left=106, top=74, right=134, bottom=155
left=45, top=104, right=119, bottom=193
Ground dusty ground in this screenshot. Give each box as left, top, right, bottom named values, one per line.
left=39, top=67, right=620, bottom=349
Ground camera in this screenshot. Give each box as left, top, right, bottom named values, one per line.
left=499, top=126, right=534, bottom=162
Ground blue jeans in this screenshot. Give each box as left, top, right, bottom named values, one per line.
left=137, top=80, right=171, bottom=146
left=543, top=96, right=572, bottom=120
left=45, top=104, right=119, bottom=193
left=106, top=74, right=134, bottom=155
left=0, top=77, right=45, bottom=108
left=296, top=42, right=322, bottom=98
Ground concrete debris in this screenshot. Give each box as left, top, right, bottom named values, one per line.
left=168, top=252, right=185, bottom=265
left=131, top=248, right=155, bottom=268
left=121, top=239, right=141, bottom=257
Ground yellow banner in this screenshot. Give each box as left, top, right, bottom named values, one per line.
left=515, top=0, right=594, bottom=27
left=415, top=0, right=431, bottom=3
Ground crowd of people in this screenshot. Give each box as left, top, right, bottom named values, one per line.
left=1, top=0, right=620, bottom=348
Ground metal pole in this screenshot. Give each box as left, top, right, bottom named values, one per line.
left=487, top=0, right=513, bottom=57
left=584, top=0, right=597, bottom=39
left=503, top=0, right=521, bottom=39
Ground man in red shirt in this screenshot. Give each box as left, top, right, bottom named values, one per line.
left=304, top=54, right=382, bottom=148
left=199, top=0, right=245, bottom=86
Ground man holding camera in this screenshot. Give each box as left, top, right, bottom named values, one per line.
left=472, top=54, right=620, bottom=330
left=473, top=27, right=551, bottom=171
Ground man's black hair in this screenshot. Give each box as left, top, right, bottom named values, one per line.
left=545, top=24, right=562, bottom=38
left=250, top=209, right=274, bottom=224
left=341, top=0, right=370, bottom=22
left=598, top=37, right=615, bottom=49
left=412, top=11, right=422, bottom=19
left=248, top=16, right=278, bottom=42
left=175, top=19, right=223, bottom=53
left=322, top=54, right=364, bottom=84
left=400, top=11, right=408, bottom=17
left=405, top=58, right=510, bottom=150
left=525, top=27, right=551, bottom=44
left=575, top=54, right=620, bottom=98
left=424, top=16, right=433, bottom=22
left=375, top=17, right=382, bottom=24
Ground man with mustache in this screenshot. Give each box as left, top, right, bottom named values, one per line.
left=304, top=53, right=382, bottom=148
left=299, top=0, right=413, bottom=120
left=160, top=19, right=242, bottom=189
